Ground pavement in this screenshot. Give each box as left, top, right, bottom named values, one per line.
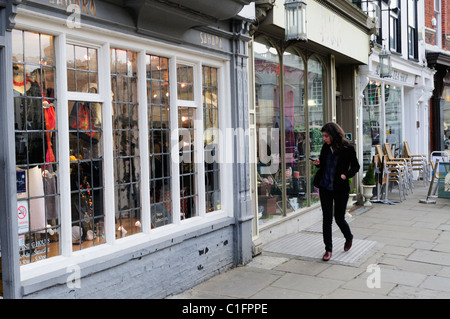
left=169, top=179, right=450, bottom=300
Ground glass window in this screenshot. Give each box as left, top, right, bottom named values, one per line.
left=389, top=0, right=400, bottom=53
left=203, top=66, right=221, bottom=212
left=111, top=48, right=141, bottom=237
left=434, top=0, right=441, bottom=47
left=283, top=50, right=306, bottom=212
left=385, top=85, right=402, bottom=156
left=69, top=100, right=105, bottom=249
left=362, top=81, right=383, bottom=169
left=66, top=44, right=98, bottom=92
left=147, top=54, right=172, bottom=228
left=177, top=64, right=194, bottom=101
left=254, top=41, right=282, bottom=221
left=443, top=87, right=450, bottom=150
left=12, top=30, right=60, bottom=265
left=308, top=56, right=326, bottom=204
left=408, top=0, right=417, bottom=59
left=179, top=107, right=198, bottom=219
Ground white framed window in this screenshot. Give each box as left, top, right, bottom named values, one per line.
left=434, top=0, right=442, bottom=47
left=389, top=0, right=400, bottom=53
left=407, top=0, right=417, bottom=59
left=14, top=14, right=231, bottom=275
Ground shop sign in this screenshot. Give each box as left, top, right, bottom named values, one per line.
left=48, top=0, right=97, bottom=16
left=375, top=66, right=410, bottom=83
left=199, top=32, right=223, bottom=50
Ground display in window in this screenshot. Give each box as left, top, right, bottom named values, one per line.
left=66, top=44, right=98, bottom=92
left=111, top=48, right=142, bottom=237
left=13, top=29, right=59, bottom=265
left=69, top=99, right=104, bottom=249
left=203, top=66, right=221, bottom=213
left=179, top=107, right=197, bottom=219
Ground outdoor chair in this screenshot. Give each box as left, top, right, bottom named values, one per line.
left=374, top=145, right=407, bottom=203
left=384, top=143, right=414, bottom=194
left=403, top=140, right=429, bottom=186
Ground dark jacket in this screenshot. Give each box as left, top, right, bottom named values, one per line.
left=313, top=143, right=360, bottom=192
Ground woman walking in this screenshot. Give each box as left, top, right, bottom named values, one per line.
left=311, top=122, right=360, bottom=261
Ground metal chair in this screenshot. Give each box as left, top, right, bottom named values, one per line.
left=403, top=141, right=429, bottom=186
left=375, top=145, right=406, bottom=203
left=384, top=143, right=414, bottom=194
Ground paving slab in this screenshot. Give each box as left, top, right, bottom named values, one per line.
left=250, top=286, right=320, bottom=299
left=420, top=276, right=450, bottom=293
left=408, top=250, right=450, bottom=266
left=388, top=285, right=450, bottom=299
left=271, top=272, right=344, bottom=295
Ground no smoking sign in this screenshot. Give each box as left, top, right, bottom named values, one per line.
left=17, top=201, right=29, bottom=234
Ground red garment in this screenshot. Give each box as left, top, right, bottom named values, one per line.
left=44, top=105, right=56, bottom=162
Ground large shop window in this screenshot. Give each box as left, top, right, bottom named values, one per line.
left=13, top=30, right=59, bottom=265
left=254, top=40, right=326, bottom=223
left=362, top=82, right=402, bottom=169
left=385, top=85, right=402, bottom=155
left=362, top=81, right=383, bottom=169
left=68, top=44, right=104, bottom=249
left=12, top=27, right=226, bottom=266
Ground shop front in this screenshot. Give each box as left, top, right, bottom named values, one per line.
left=249, top=0, right=375, bottom=247
left=0, top=0, right=255, bottom=299
left=358, top=0, right=435, bottom=178
left=359, top=61, right=434, bottom=173
left=427, top=52, right=450, bottom=153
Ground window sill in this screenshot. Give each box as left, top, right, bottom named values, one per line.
left=20, top=213, right=233, bottom=296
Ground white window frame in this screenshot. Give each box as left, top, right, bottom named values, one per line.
left=15, top=10, right=233, bottom=285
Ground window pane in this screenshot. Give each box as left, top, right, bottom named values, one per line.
left=362, top=81, right=383, bottom=170
left=69, top=100, right=105, bottom=250
left=67, top=44, right=98, bottom=92
left=284, top=50, right=306, bottom=212
left=203, top=66, right=220, bottom=213
left=254, top=40, right=283, bottom=220
left=13, top=30, right=60, bottom=265
left=177, top=64, right=194, bottom=100
left=179, top=107, right=197, bottom=219
left=111, top=48, right=141, bottom=237
left=147, top=54, right=172, bottom=228
left=443, top=87, right=450, bottom=150
left=308, top=56, right=326, bottom=205
left=385, top=85, right=402, bottom=155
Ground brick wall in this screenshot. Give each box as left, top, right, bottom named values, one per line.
left=22, top=224, right=235, bottom=299
left=425, top=0, right=450, bottom=50
left=444, top=0, right=450, bottom=50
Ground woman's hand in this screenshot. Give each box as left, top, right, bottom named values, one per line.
left=341, top=174, right=347, bottom=180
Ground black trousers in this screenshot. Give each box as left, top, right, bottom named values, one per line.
left=319, top=188, right=352, bottom=252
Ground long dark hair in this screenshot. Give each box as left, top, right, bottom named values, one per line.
left=321, top=122, right=349, bottom=153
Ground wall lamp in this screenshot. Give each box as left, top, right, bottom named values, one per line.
left=379, top=44, right=392, bottom=78
left=285, top=0, right=307, bottom=42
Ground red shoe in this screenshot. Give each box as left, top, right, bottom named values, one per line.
left=344, top=236, right=353, bottom=252
left=322, top=251, right=332, bottom=261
